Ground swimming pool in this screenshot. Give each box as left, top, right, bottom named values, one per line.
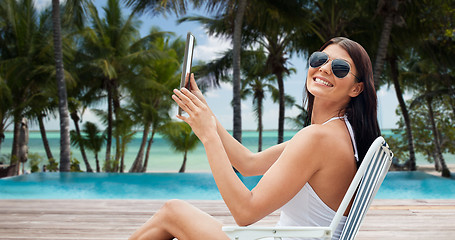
left=0, top=172, right=454, bottom=199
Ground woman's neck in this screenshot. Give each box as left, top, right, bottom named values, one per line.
left=311, top=98, right=347, bottom=125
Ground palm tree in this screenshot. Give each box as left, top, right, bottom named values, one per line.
left=231, top=0, right=248, bottom=143
left=52, top=0, right=71, bottom=172
left=125, top=0, right=248, bottom=143
left=261, top=34, right=294, bottom=144
left=111, top=109, right=135, bottom=172
left=382, top=0, right=453, bottom=171
left=159, top=121, right=200, bottom=173
left=387, top=53, right=417, bottom=170
left=81, top=0, right=153, bottom=167
left=240, top=77, right=273, bottom=152
left=68, top=98, right=93, bottom=172
left=141, top=108, right=170, bottom=172
left=372, top=0, right=406, bottom=88
left=20, top=6, right=69, bottom=163
left=26, top=94, right=58, bottom=165
left=81, top=121, right=105, bottom=172
left=0, top=0, right=53, bottom=175
left=127, top=30, right=183, bottom=172
left=183, top=1, right=312, bottom=144
left=239, top=48, right=274, bottom=152
left=71, top=121, right=105, bottom=172
left=402, top=55, right=452, bottom=178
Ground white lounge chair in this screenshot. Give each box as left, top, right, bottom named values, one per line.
left=222, top=136, right=393, bottom=240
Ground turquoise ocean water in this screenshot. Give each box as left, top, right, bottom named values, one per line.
left=1, top=129, right=453, bottom=172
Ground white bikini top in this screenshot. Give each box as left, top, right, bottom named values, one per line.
left=322, top=115, right=359, bottom=162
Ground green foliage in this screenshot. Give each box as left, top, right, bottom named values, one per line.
left=70, top=157, right=82, bottom=172
left=80, top=122, right=105, bottom=155
left=286, top=104, right=310, bottom=130
left=28, top=152, right=44, bottom=173
left=159, top=121, right=200, bottom=154
left=383, top=133, right=408, bottom=164
left=9, top=155, right=18, bottom=165
left=47, top=158, right=59, bottom=172
left=392, top=97, right=455, bottom=163
left=103, top=157, right=119, bottom=172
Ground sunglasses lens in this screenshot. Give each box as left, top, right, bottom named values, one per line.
left=332, top=59, right=350, bottom=78
left=309, top=52, right=328, bottom=68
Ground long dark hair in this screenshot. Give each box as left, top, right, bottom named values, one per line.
left=304, top=37, right=381, bottom=167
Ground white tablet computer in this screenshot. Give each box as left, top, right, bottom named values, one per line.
left=178, top=32, right=195, bottom=116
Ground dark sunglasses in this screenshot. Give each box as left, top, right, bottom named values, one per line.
left=309, top=51, right=360, bottom=81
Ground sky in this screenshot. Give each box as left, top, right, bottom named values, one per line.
left=31, top=0, right=404, bottom=131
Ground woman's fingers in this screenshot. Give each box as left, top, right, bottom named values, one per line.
left=172, top=91, right=195, bottom=114
left=175, top=113, right=188, bottom=122
left=173, top=88, right=204, bottom=114
left=189, top=73, right=200, bottom=91
left=180, top=88, right=205, bottom=108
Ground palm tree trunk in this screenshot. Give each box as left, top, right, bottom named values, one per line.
left=0, top=132, right=4, bottom=154
left=120, top=137, right=129, bottom=173
left=112, top=87, right=121, bottom=173
left=120, top=150, right=125, bottom=173
left=373, top=12, right=394, bottom=88
left=277, top=72, right=285, bottom=144
left=52, top=0, right=71, bottom=172
left=113, top=134, right=121, bottom=172
left=389, top=56, right=416, bottom=170
left=95, top=153, right=100, bottom=173
left=432, top=150, right=441, bottom=171
left=179, top=150, right=188, bottom=173
left=142, top=129, right=156, bottom=173
left=70, top=111, right=93, bottom=172
left=8, top=118, right=21, bottom=176
left=258, top=96, right=263, bottom=152
left=38, top=114, right=55, bottom=161
left=129, top=123, right=150, bottom=172
left=232, top=0, right=247, bottom=144
left=105, top=81, right=113, bottom=169
left=426, top=97, right=451, bottom=178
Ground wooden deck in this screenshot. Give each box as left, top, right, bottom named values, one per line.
left=0, top=199, right=454, bottom=239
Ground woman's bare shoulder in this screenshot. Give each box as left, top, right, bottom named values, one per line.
left=292, top=124, right=334, bottom=144
left=290, top=123, right=351, bottom=159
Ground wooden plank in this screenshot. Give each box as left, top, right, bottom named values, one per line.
left=0, top=199, right=454, bottom=239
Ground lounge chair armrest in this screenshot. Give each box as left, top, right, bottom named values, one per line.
left=222, top=226, right=332, bottom=240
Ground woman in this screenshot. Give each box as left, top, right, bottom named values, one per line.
left=129, top=37, right=380, bottom=240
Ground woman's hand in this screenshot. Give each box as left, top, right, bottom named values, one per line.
left=172, top=87, right=218, bottom=144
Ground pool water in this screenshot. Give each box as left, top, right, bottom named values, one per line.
left=375, top=172, right=455, bottom=199
left=0, top=172, right=454, bottom=199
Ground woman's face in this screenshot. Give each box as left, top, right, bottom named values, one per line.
left=306, top=44, right=363, bottom=105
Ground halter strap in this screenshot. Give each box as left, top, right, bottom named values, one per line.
left=322, top=116, right=344, bottom=125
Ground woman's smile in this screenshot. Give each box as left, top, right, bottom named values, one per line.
left=313, top=77, right=334, bottom=87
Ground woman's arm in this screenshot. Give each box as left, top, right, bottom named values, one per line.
left=185, top=74, right=286, bottom=175
left=214, top=118, right=287, bottom=176
left=173, top=88, right=324, bottom=226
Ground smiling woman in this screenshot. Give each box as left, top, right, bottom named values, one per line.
left=128, top=37, right=382, bottom=240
